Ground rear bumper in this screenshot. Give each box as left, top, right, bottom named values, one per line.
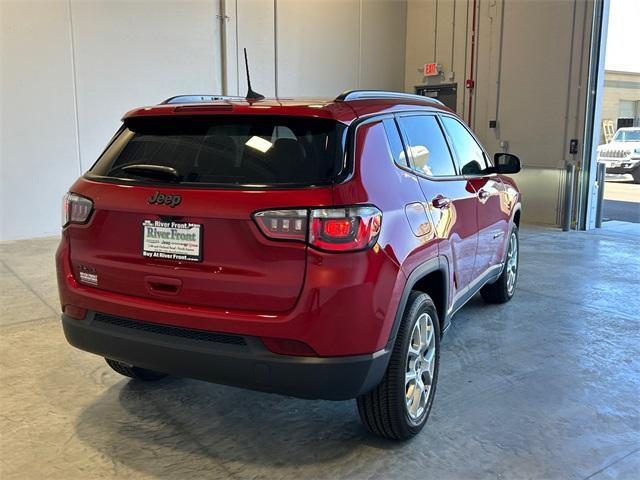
left=62, top=312, right=390, bottom=400
left=605, top=166, right=639, bottom=175
left=56, top=228, right=406, bottom=357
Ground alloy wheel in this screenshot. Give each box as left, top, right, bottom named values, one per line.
left=405, top=312, right=436, bottom=424
left=506, top=231, right=518, bottom=295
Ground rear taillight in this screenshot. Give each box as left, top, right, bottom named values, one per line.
left=309, top=207, right=382, bottom=251
left=62, top=192, right=93, bottom=227
left=253, top=206, right=382, bottom=252
left=253, top=209, right=308, bottom=241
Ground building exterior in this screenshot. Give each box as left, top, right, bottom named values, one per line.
left=600, top=70, right=640, bottom=144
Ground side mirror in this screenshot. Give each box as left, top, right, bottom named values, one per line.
left=493, top=153, right=521, bottom=174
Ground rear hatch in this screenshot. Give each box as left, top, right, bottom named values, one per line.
left=68, top=114, right=345, bottom=312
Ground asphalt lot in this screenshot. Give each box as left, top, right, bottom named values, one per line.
left=603, top=175, right=640, bottom=224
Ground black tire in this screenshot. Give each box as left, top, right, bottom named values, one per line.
left=631, top=168, right=640, bottom=184
left=105, top=358, right=167, bottom=381
left=481, top=226, right=519, bottom=304
left=357, top=291, right=440, bottom=440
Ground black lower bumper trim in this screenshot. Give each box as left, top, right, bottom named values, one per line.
left=62, top=312, right=390, bottom=400
left=605, top=166, right=638, bottom=175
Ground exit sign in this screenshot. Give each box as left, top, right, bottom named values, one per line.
left=423, top=63, right=439, bottom=76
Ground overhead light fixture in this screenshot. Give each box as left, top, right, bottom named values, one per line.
left=245, top=136, right=273, bottom=153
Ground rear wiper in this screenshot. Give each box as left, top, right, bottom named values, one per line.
left=117, top=164, right=182, bottom=182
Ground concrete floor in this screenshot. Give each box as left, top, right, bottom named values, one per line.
left=1, top=224, right=639, bottom=479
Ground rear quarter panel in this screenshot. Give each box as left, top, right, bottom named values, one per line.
left=499, top=175, right=522, bottom=223
left=332, top=118, right=440, bottom=350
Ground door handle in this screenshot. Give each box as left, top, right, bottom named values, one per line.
left=477, top=189, right=490, bottom=200
left=432, top=195, right=451, bottom=209
left=145, top=275, right=182, bottom=296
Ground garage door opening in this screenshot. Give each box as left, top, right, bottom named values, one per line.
left=581, top=0, right=640, bottom=227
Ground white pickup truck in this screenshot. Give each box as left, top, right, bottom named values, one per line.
left=597, top=127, right=640, bottom=183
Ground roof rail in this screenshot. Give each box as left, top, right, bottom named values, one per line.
left=335, top=89, right=445, bottom=106
left=161, top=95, right=245, bottom=105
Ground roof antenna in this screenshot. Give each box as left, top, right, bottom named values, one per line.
left=243, top=48, right=264, bottom=101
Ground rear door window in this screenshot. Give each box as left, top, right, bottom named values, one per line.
left=440, top=116, right=490, bottom=175
left=382, top=118, right=408, bottom=166
left=89, top=115, right=345, bottom=187
left=396, top=115, right=457, bottom=177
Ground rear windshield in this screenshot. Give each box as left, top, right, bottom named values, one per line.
left=89, top=115, right=346, bottom=187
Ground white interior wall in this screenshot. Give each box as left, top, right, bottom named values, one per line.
left=1, top=1, right=80, bottom=241
left=0, top=0, right=220, bottom=240
left=1, top=0, right=406, bottom=241
left=70, top=0, right=221, bottom=171
left=233, top=0, right=277, bottom=97
left=276, top=0, right=361, bottom=97
left=404, top=0, right=596, bottom=226
left=225, top=0, right=408, bottom=98
left=2, top=0, right=596, bottom=239
left=360, top=0, right=407, bottom=91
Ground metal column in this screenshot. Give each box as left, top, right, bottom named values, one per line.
left=595, top=162, right=606, bottom=228
left=562, top=163, right=575, bottom=232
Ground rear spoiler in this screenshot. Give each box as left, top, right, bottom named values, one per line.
left=161, top=95, right=244, bottom=105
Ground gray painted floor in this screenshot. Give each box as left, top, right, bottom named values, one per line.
left=1, top=224, right=639, bottom=479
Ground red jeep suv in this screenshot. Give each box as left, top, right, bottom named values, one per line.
left=56, top=90, right=521, bottom=440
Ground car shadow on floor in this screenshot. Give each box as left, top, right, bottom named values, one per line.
left=71, top=296, right=511, bottom=476
left=74, top=375, right=407, bottom=475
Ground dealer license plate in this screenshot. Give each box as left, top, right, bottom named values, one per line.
left=142, top=220, right=202, bottom=262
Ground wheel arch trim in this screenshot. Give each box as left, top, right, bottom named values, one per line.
left=511, top=204, right=522, bottom=227
left=386, top=256, right=450, bottom=350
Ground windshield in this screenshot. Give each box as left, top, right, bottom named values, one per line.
left=89, top=115, right=346, bottom=187
left=612, top=129, right=640, bottom=142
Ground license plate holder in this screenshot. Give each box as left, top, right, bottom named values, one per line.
left=142, top=220, right=202, bottom=262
